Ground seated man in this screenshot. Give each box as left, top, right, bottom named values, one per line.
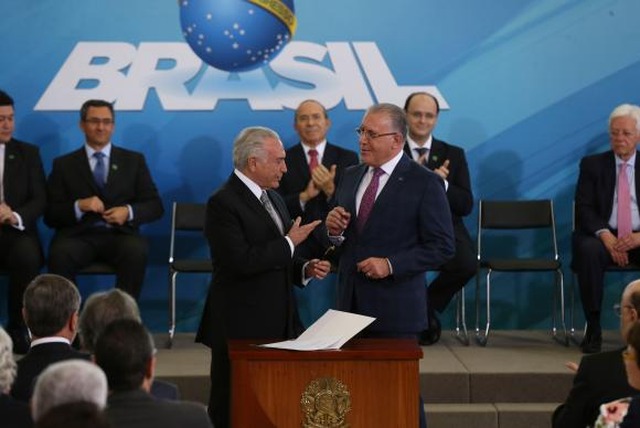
left=94, top=319, right=212, bottom=428
left=45, top=99, right=164, bottom=299
left=0, top=90, right=47, bottom=354
left=79, top=289, right=179, bottom=400
left=11, top=274, right=90, bottom=402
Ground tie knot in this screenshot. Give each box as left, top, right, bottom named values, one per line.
left=308, top=149, right=318, bottom=157
left=415, top=147, right=428, bottom=156
left=93, top=152, right=105, bottom=160
left=372, top=167, right=384, bottom=178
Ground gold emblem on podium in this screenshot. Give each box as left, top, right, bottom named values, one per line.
left=301, top=377, right=351, bottom=427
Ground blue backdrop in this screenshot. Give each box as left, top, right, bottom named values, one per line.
left=2, top=0, right=640, bottom=333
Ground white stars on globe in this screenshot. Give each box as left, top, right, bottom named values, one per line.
left=206, top=13, right=212, bottom=20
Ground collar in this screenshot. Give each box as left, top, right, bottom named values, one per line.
left=85, top=143, right=112, bottom=159
left=370, top=150, right=404, bottom=177
left=616, top=152, right=637, bottom=168
left=234, top=169, right=264, bottom=200
left=30, top=336, right=72, bottom=347
left=300, top=140, right=327, bottom=159
left=406, top=134, right=432, bottom=151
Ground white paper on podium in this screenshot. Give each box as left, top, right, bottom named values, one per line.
left=259, top=309, right=375, bottom=351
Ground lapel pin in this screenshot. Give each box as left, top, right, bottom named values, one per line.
left=432, top=155, right=438, bottom=162
left=8, top=154, right=15, bottom=160
left=111, top=164, right=118, bottom=171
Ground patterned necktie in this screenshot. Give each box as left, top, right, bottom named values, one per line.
left=415, top=147, right=428, bottom=165
left=93, top=152, right=106, bottom=190
left=308, top=149, right=319, bottom=172
left=357, top=168, right=385, bottom=233
left=617, top=162, right=632, bottom=238
left=261, top=191, right=284, bottom=235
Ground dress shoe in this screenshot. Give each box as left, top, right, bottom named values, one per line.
left=9, top=328, right=31, bottom=355
left=580, top=326, right=602, bottom=354
left=419, top=311, right=442, bottom=346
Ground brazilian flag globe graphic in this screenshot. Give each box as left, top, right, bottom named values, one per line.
left=180, top=0, right=296, bottom=72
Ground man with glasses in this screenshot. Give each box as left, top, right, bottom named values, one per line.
left=403, top=92, right=476, bottom=345
left=45, top=99, right=164, bottom=299
left=553, top=279, right=640, bottom=428
left=573, top=104, right=640, bottom=353
left=326, top=103, right=455, bottom=428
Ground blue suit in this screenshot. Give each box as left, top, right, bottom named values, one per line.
left=332, top=154, right=455, bottom=334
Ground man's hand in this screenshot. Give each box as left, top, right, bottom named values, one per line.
left=433, top=159, right=450, bottom=180
left=312, top=164, right=337, bottom=198
left=305, top=259, right=331, bottom=280
left=564, top=361, right=579, bottom=373
left=601, top=231, right=629, bottom=266
left=102, top=206, right=129, bottom=226
left=326, top=206, right=351, bottom=236
left=78, top=196, right=105, bottom=214
left=0, top=202, right=17, bottom=225
left=614, top=232, right=640, bottom=253
left=300, top=178, right=320, bottom=203
left=356, top=257, right=391, bottom=280
left=287, top=217, right=321, bottom=246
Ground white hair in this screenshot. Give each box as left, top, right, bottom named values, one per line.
left=609, top=104, right=640, bottom=132
left=31, top=359, right=108, bottom=421
left=0, top=327, right=16, bottom=393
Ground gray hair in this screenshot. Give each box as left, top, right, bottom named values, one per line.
left=79, top=289, right=141, bottom=353
left=31, top=360, right=108, bottom=421
left=232, top=126, right=282, bottom=170
left=0, top=327, right=17, bottom=393
left=23, top=274, right=81, bottom=338
left=609, top=104, right=640, bottom=132
left=365, top=103, right=407, bottom=140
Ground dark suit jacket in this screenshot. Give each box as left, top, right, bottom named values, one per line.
left=575, top=150, right=640, bottom=235
left=552, top=348, right=638, bottom=428
left=10, top=341, right=91, bottom=402
left=106, top=389, right=212, bottom=428
left=2, top=138, right=46, bottom=235
left=0, top=393, right=33, bottom=428
left=44, top=146, right=163, bottom=235
left=332, top=154, right=455, bottom=333
left=196, top=173, right=306, bottom=347
left=278, top=142, right=359, bottom=258
left=622, top=395, right=640, bottom=427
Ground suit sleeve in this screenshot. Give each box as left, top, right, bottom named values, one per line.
left=552, top=356, right=594, bottom=428
left=575, top=157, right=610, bottom=235
left=14, top=145, right=46, bottom=229
left=128, top=153, right=164, bottom=226
left=44, top=157, right=80, bottom=228
left=445, top=148, right=473, bottom=217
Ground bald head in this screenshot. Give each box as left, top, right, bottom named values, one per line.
left=619, top=279, right=640, bottom=340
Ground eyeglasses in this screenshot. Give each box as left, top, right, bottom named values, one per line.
left=84, top=118, right=114, bottom=126
left=355, top=127, right=397, bottom=141
left=614, top=303, right=635, bottom=317
left=623, top=349, right=636, bottom=362
left=610, top=129, right=636, bottom=138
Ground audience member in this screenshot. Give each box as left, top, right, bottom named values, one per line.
left=196, top=126, right=330, bottom=427
left=403, top=92, right=476, bottom=345
left=0, top=326, right=33, bottom=428
left=0, top=89, right=47, bottom=355
left=44, top=99, right=164, bottom=299
left=553, top=279, right=640, bottom=427
left=326, top=103, right=455, bottom=428
left=11, top=274, right=89, bottom=402
left=31, top=359, right=107, bottom=422
left=95, top=319, right=212, bottom=428
left=35, top=401, right=111, bottom=428
left=573, top=103, right=640, bottom=353
left=79, top=288, right=179, bottom=400
left=278, top=99, right=359, bottom=259
left=594, top=321, right=640, bottom=427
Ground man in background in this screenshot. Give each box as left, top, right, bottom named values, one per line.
left=0, top=89, right=47, bottom=354
left=403, top=92, right=476, bottom=345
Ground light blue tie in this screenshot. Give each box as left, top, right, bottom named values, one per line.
left=93, top=152, right=106, bottom=190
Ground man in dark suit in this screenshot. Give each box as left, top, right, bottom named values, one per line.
left=403, top=92, right=476, bottom=345
left=0, top=90, right=46, bottom=354
left=0, top=326, right=33, bottom=428
left=326, top=103, right=455, bottom=428
left=553, top=279, right=640, bottom=427
left=95, top=319, right=212, bottom=428
left=278, top=99, right=359, bottom=259
left=45, top=99, right=164, bottom=299
left=573, top=103, right=640, bottom=353
left=196, top=126, right=331, bottom=428
left=11, top=274, right=90, bottom=402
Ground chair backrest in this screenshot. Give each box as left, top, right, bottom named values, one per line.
left=477, top=199, right=559, bottom=260
left=169, top=202, right=207, bottom=262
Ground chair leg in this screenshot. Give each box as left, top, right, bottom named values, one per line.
left=475, top=269, right=491, bottom=346
left=167, top=269, right=178, bottom=349
left=455, top=288, right=469, bottom=346
left=568, top=271, right=585, bottom=346
left=552, top=270, right=569, bottom=346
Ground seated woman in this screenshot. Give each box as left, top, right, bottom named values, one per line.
left=595, top=321, right=640, bottom=427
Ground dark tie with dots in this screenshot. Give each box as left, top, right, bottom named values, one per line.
left=357, top=167, right=385, bottom=233
left=415, top=147, right=428, bottom=165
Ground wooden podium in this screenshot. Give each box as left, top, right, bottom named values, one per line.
left=228, top=338, right=423, bottom=428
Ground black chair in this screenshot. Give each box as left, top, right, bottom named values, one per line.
left=167, top=202, right=211, bottom=347
left=475, top=199, right=567, bottom=346
left=454, top=288, right=469, bottom=345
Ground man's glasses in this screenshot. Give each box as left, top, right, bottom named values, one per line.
left=622, top=349, right=635, bottom=362
left=355, top=127, right=397, bottom=141
left=613, top=303, right=634, bottom=317
left=84, top=118, right=114, bottom=126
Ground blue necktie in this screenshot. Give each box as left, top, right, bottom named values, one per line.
left=93, top=152, right=106, bottom=189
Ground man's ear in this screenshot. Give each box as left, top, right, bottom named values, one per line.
left=145, top=355, right=157, bottom=379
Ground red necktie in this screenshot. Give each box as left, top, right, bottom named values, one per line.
left=618, top=162, right=632, bottom=238
left=308, top=149, right=319, bottom=172
left=357, top=168, right=384, bottom=233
